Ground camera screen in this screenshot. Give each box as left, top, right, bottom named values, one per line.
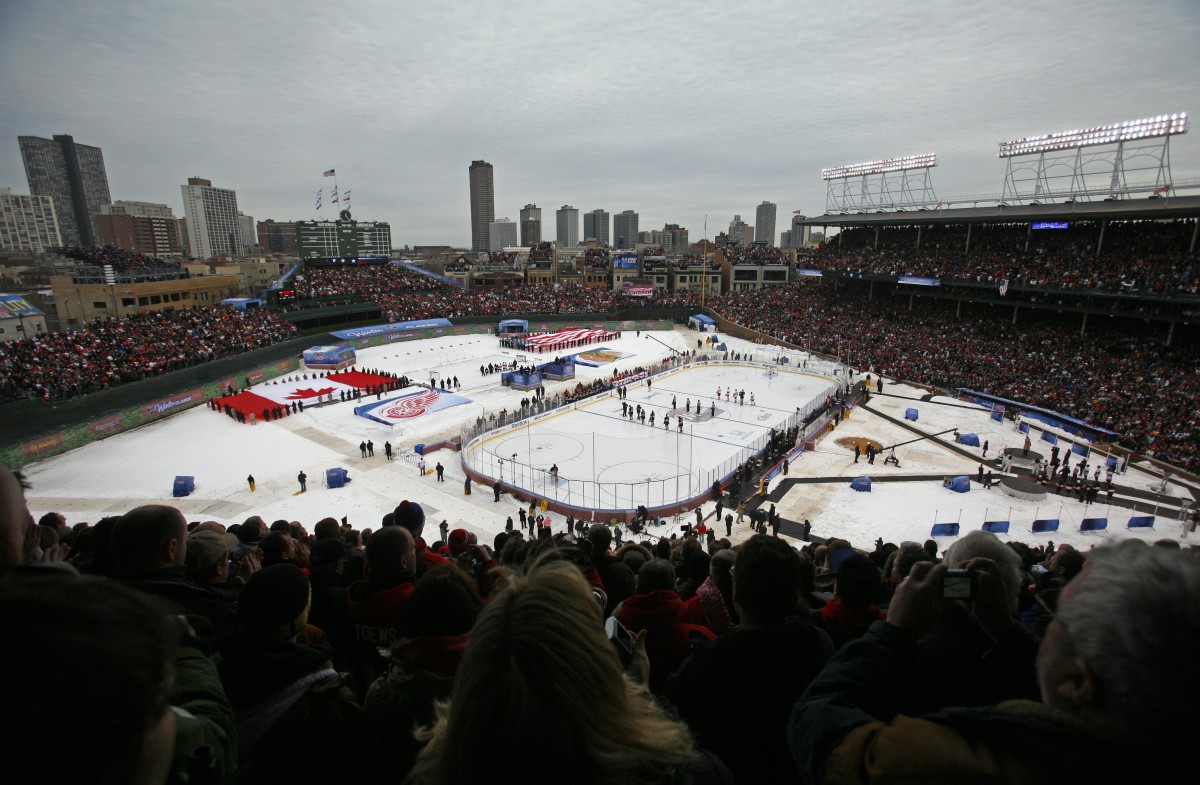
left=943, top=575, right=972, bottom=599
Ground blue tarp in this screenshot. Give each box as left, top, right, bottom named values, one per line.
left=689, top=314, right=717, bottom=325
left=325, top=467, right=349, bottom=488
left=173, top=475, right=195, bottom=497
left=1032, top=519, right=1060, bottom=533
left=905, top=408, right=919, bottom=421
left=958, top=433, right=980, bottom=447
left=1128, top=515, right=1155, bottom=529
left=982, top=520, right=1010, bottom=533
left=1080, top=518, right=1108, bottom=531
left=947, top=476, right=971, bottom=493
left=850, top=476, right=872, bottom=492
left=958, top=388, right=1120, bottom=443
left=931, top=523, right=960, bottom=536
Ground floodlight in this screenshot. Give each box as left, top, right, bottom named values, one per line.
left=821, top=153, right=938, bottom=180
left=998, top=112, right=1188, bottom=157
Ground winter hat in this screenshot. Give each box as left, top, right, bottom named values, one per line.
left=448, top=528, right=469, bottom=555
left=186, top=530, right=237, bottom=572
left=392, top=500, right=426, bottom=536
left=238, top=564, right=311, bottom=640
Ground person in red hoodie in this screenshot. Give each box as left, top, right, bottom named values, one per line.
left=815, top=551, right=884, bottom=650
left=616, top=557, right=715, bottom=694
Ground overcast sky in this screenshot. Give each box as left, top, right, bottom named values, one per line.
left=3, top=0, right=1199, bottom=248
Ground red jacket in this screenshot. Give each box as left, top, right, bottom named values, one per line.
left=618, top=590, right=715, bottom=693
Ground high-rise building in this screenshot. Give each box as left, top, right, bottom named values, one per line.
left=469, top=160, right=494, bottom=252
left=662, top=224, right=688, bottom=252
left=583, top=209, right=610, bottom=245
left=19, top=133, right=111, bottom=247
left=181, top=177, right=242, bottom=259
left=519, top=204, right=541, bottom=247
left=755, top=201, right=777, bottom=245
left=95, top=201, right=182, bottom=256
left=0, top=188, right=62, bottom=253
left=613, top=210, right=639, bottom=249
left=727, top=215, right=752, bottom=246
left=556, top=205, right=579, bottom=247
left=488, top=218, right=517, bottom=251
left=238, top=212, right=256, bottom=249
left=257, top=219, right=299, bottom=255
left=785, top=213, right=811, bottom=248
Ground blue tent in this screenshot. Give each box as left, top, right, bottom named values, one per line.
left=326, top=467, right=350, bottom=488
left=946, top=475, right=971, bottom=493
left=850, top=476, right=872, bottom=492
left=905, top=408, right=919, bottom=421
left=688, top=314, right=717, bottom=331
left=957, top=433, right=980, bottom=447
left=173, top=475, right=195, bottom=497
left=499, top=318, right=528, bottom=334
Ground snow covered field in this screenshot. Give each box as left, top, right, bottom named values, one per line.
left=20, top=326, right=1196, bottom=552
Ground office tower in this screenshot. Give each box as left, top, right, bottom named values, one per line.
left=662, top=223, right=688, bottom=252
left=180, top=177, right=242, bottom=259
left=556, top=205, right=579, bottom=247
left=583, top=209, right=610, bottom=245
left=95, top=201, right=182, bottom=256
left=469, top=160, right=494, bottom=252
left=488, top=217, right=517, bottom=251
left=257, top=219, right=299, bottom=255
left=18, top=133, right=112, bottom=247
left=728, top=215, right=752, bottom=246
left=755, top=201, right=777, bottom=245
left=0, top=188, right=62, bottom=252
left=789, top=213, right=811, bottom=247
left=613, top=210, right=639, bottom=249
left=238, top=212, right=256, bottom=249
left=520, top=203, right=542, bottom=246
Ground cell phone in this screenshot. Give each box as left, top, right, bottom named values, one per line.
left=604, top=617, right=634, bottom=664
left=941, top=569, right=977, bottom=600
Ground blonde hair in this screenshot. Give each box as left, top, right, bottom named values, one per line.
left=410, top=557, right=698, bottom=784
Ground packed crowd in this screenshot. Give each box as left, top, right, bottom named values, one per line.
left=62, top=244, right=182, bottom=272
left=584, top=247, right=610, bottom=267
left=709, top=280, right=1199, bottom=470
left=288, top=262, right=439, bottom=300
left=374, top=283, right=698, bottom=322
left=528, top=241, right=554, bottom=262
left=722, top=243, right=787, bottom=265
left=4, top=463, right=1195, bottom=783
left=0, top=306, right=296, bottom=402
left=814, top=220, right=1199, bottom=294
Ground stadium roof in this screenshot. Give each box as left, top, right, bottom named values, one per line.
left=800, top=195, right=1200, bottom=227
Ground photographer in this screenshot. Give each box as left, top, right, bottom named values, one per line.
left=789, top=541, right=1200, bottom=782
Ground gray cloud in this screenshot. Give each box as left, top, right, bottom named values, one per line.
left=3, top=0, right=1198, bottom=247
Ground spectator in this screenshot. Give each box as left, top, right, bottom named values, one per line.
left=408, top=558, right=732, bottom=784
left=815, top=552, right=884, bottom=649
left=789, top=540, right=1200, bottom=781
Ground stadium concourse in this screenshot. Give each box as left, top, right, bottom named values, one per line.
left=20, top=326, right=1195, bottom=551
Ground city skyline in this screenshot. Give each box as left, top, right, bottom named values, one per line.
left=2, top=1, right=1198, bottom=249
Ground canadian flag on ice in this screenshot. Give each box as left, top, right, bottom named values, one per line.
left=252, top=377, right=360, bottom=405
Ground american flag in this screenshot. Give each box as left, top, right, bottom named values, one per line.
left=523, top=328, right=614, bottom=347
left=323, top=169, right=336, bottom=177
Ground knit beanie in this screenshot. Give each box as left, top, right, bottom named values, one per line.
left=393, top=500, right=425, bottom=536
left=238, top=564, right=311, bottom=640
left=448, top=528, right=469, bottom=555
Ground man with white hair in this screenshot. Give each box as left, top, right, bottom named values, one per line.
left=790, top=540, right=1199, bottom=782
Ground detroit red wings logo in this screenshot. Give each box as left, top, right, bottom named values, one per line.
left=284, top=386, right=338, bottom=400
left=381, top=389, right=441, bottom=419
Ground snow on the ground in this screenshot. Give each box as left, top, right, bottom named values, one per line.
left=20, top=327, right=1194, bottom=553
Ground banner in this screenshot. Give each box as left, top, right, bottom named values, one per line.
left=354, top=388, right=471, bottom=424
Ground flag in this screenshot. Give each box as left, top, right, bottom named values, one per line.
left=999, top=278, right=1009, bottom=296
left=323, top=169, right=336, bottom=177
left=342, top=189, right=351, bottom=199
left=793, top=210, right=804, bottom=214
left=935, top=201, right=943, bottom=209
left=1153, top=184, right=1171, bottom=195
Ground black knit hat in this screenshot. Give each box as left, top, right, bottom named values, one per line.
left=393, top=500, right=425, bottom=536
left=238, top=563, right=311, bottom=639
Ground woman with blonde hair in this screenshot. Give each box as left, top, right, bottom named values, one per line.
left=408, top=558, right=731, bottom=784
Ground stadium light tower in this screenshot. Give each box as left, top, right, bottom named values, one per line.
left=821, top=153, right=938, bottom=214
left=998, top=112, right=1187, bottom=203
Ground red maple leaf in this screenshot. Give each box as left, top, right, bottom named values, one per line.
left=285, top=386, right=337, bottom=400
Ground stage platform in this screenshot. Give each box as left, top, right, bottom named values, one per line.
left=998, top=475, right=1048, bottom=501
